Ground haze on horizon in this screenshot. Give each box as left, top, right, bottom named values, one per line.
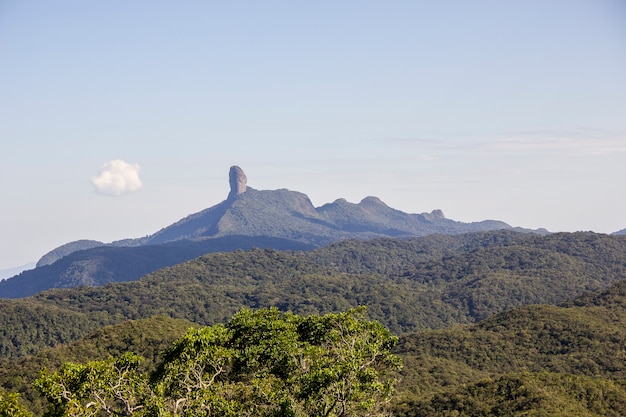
left=1, top=0, right=625, bottom=271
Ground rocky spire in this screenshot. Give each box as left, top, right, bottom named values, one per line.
left=228, top=165, right=247, bottom=199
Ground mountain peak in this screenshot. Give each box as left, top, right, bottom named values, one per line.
left=228, top=165, right=247, bottom=200
left=359, top=196, right=387, bottom=206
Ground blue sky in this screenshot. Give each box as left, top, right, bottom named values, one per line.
left=1, top=1, right=626, bottom=271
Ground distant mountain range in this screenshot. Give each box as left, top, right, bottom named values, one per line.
left=1, top=166, right=545, bottom=298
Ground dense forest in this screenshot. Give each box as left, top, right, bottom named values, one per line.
left=1, top=230, right=626, bottom=415
left=0, top=236, right=315, bottom=298
left=394, top=278, right=626, bottom=415
left=2, top=278, right=626, bottom=415
left=2, top=231, right=626, bottom=359
left=2, top=309, right=401, bottom=416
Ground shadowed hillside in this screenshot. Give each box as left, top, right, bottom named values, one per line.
left=0, top=236, right=313, bottom=298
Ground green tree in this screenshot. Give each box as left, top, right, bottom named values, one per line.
left=154, top=307, right=402, bottom=416
left=34, top=352, right=148, bottom=417
left=34, top=307, right=401, bottom=417
left=0, top=388, right=33, bottom=417
left=152, top=323, right=241, bottom=416
left=293, top=308, right=402, bottom=416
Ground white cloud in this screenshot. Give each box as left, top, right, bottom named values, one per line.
left=91, top=159, right=143, bottom=196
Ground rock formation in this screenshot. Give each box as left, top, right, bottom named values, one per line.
left=228, top=165, right=247, bottom=199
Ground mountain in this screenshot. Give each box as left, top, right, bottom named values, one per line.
left=2, top=230, right=625, bottom=360
left=1, top=166, right=533, bottom=298
left=614, top=228, right=626, bottom=235
left=117, top=165, right=519, bottom=247
left=36, top=240, right=104, bottom=267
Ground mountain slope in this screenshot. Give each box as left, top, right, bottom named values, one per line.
left=36, top=240, right=104, bottom=267
left=3, top=267, right=626, bottom=416
left=1, top=166, right=526, bottom=298
left=393, top=278, right=626, bottom=415
left=0, top=236, right=313, bottom=298
left=399, top=372, right=626, bottom=417
left=141, top=185, right=514, bottom=247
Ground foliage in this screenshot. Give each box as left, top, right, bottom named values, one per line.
left=398, top=372, right=626, bottom=417
left=3, top=277, right=626, bottom=415
left=34, top=353, right=147, bottom=417
left=395, top=282, right=626, bottom=387
left=0, top=316, right=197, bottom=416
left=2, top=232, right=626, bottom=361
left=391, top=277, right=626, bottom=415
left=32, top=308, right=401, bottom=417
left=0, top=388, right=32, bottom=417
left=3, top=231, right=626, bottom=415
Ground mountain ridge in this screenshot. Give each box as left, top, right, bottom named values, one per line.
left=1, top=166, right=544, bottom=298
left=42, top=166, right=534, bottom=258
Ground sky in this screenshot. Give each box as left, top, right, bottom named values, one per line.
left=1, top=0, right=626, bottom=271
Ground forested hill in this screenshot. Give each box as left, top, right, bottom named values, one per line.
left=394, top=277, right=626, bottom=416
left=3, top=264, right=626, bottom=416
left=0, top=316, right=199, bottom=415
left=1, top=231, right=625, bottom=360
left=0, top=236, right=314, bottom=298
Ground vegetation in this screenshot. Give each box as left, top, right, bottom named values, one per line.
left=30, top=308, right=401, bottom=417
left=2, top=277, right=626, bottom=415
left=4, top=278, right=626, bottom=415
left=398, top=372, right=626, bottom=417
left=2, top=231, right=626, bottom=360
left=0, top=316, right=198, bottom=416
left=391, top=278, right=626, bottom=415
left=0, top=236, right=314, bottom=298
left=2, top=231, right=626, bottom=415
left=0, top=388, right=32, bottom=417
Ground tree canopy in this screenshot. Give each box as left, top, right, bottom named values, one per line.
left=4, top=231, right=626, bottom=360
left=33, top=307, right=401, bottom=417
left=0, top=388, right=32, bottom=417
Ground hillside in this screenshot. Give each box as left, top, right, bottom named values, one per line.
left=1, top=231, right=625, bottom=360
left=397, top=372, right=626, bottom=417
left=393, top=278, right=626, bottom=415
left=2, top=272, right=626, bottom=416
left=0, top=166, right=526, bottom=298
left=0, top=236, right=313, bottom=298
left=0, top=316, right=198, bottom=415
